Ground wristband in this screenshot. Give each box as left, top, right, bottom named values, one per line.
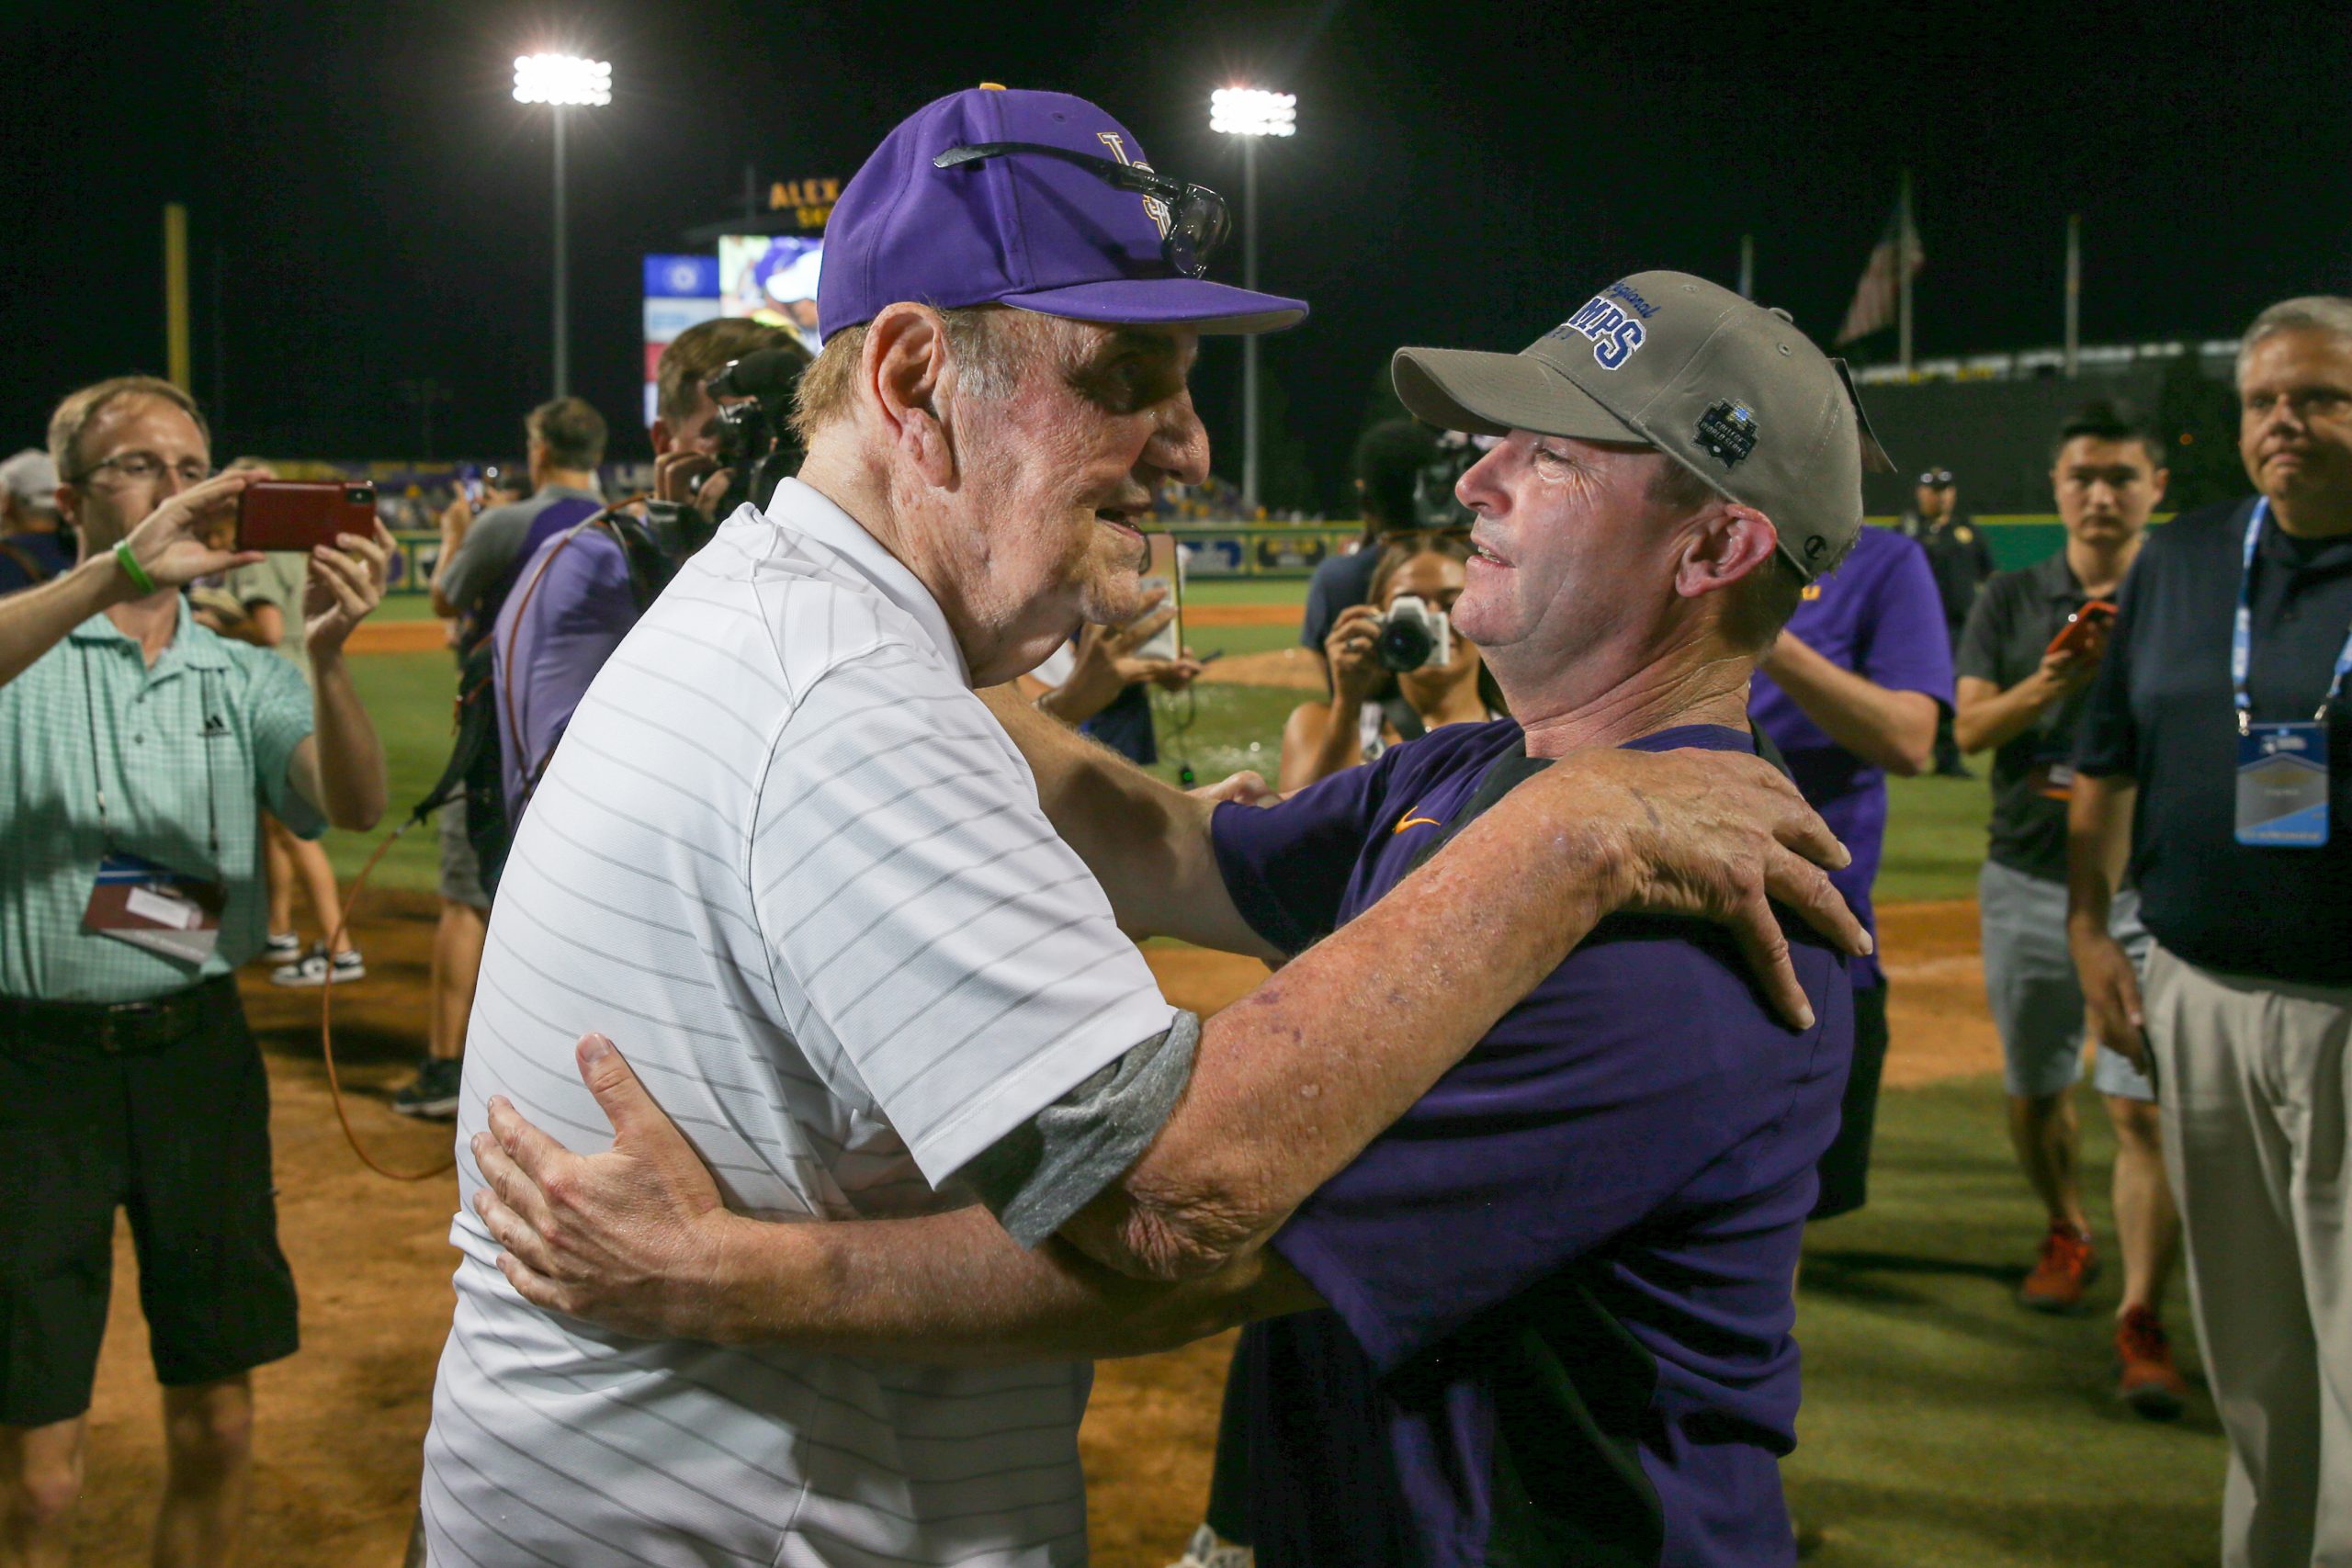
left=113, top=541, right=157, bottom=595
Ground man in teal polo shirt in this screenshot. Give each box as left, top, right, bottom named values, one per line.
left=0, top=375, right=390, bottom=1568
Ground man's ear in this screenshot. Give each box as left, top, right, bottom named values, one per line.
left=1675, top=503, right=1780, bottom=601
left=862, top=303, right=956, bottom=487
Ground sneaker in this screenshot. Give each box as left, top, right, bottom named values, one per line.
left=261, top=931, right=302, bottom=964
left=2116, top=1305, right=2188, bottom=1420
left=270, top=945, right=366, bottom=987
left=1168, top=1524, right=1255, bottom=1568
left=392, top=1057, right=464, bottom=1120
left=2018, top=1223, right=2098, bottom=1313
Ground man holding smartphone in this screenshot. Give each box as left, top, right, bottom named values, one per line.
left=1953, top=402, right=2183, bottom=1412
left=0, top=376, right=390, bottom=1568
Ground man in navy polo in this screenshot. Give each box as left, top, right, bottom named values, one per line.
left=2069, top=297, right=2352, bottom=1568
left=457, top=272, right=1877, bottom=1568
left=1748, top=502, right=1951, bottom=1225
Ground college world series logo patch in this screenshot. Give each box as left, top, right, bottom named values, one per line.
left=1695, top=401, right=1758, bottom=468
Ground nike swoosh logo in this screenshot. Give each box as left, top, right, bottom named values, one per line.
left=1394, top=816, right=1441, bottom=833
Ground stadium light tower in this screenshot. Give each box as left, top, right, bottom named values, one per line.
left=514, top=53, right=612, bottom=399
left=1211, top=87, right=1295, bottom=517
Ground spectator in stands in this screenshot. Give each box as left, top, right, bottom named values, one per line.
left=0, top=375, right=389, bottom=1568
left=0, top=448, right=73, bottom=592
left=1015, top=585, right=1203, bottom=761
left=2071, top=296, right=2352, bottom=1568
left=396, top=399, right=607, bottom=1121
left=1298, top=419, right=1444, bottom=686
left=1955, top=403, right=2185, bottom=1410
left=1279, top=535, right=1503, bottom=789
left=1750, top=501, right=1952, bottom=1229
left=192, top=460, right=367, bottom=989
left=490, top=317, right=806, bottom=821
left=1898, top=466, right=1995, bottom=775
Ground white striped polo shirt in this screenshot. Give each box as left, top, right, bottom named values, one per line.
left=422, top=479, right=1177, bottom=1567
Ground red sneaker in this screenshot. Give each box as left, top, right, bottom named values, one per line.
left=2018, top=1224, right=2098, bottom=1313
left=2116, top=1306, right=2188, bottom=1420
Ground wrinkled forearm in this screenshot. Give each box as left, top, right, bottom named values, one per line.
left=1061, top=785, right=1623, bottom=1282
left=702, top=1203, right=1311, bottom=1362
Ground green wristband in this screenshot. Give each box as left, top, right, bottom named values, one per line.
left=112, top=540, right=157, bottom=595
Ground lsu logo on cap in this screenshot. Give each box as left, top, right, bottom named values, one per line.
left=1548, top=292, right=1647, bottom=370
left=1096, top=132, right=1172, bottom=240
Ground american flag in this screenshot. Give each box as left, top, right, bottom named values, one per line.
left=1834, top=200, right=1925, bottom=345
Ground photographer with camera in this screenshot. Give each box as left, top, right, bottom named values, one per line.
left=0, top=376, right=388, bottom=1568
left=1280, top=535, right=1502, bottom=789
left=1299, top=420, right=1453, bottom=687
left=487, top=318, right=808, bottom=819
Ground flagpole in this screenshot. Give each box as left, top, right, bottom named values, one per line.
left=1737, top=233, right=1754, bottom=299
left=2064, top=213, right=2081, bottom=379
left=1897, top=170, right=1914, bottom=375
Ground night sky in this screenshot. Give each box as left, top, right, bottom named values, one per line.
left=9, top=2, right=2348, bottom=509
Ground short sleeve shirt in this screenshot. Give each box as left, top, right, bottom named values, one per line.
left=437, top=485, right=604, bottom=638
left=1211, top=720, right=1853, bottom=1568
left=424, top=479, right=1178, bottom=1567
left=1957, top=550, right=2104, bottom=883
left=1749, top=525, right=1954, bottom=985
left=0, top=599, right=321, bottom=1002
left=2076, top=498, right=2352, bottom=987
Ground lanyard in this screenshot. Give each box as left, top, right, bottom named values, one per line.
left=2232, top=498, right=2352, bottom=736
left=81, top=642, right=222, bottom=863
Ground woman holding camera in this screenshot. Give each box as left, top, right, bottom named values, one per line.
left=1280, top=536, right=1504, bottom=790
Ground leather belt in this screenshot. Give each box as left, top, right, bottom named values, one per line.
left=0, top=974, right=238, bottom=1057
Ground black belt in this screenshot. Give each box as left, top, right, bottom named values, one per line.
left=0, top=974, right=240, bottom=1057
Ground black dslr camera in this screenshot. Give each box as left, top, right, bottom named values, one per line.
left=707, top=350, right=811, bottom=513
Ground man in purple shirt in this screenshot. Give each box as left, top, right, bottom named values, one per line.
left=1748, top=522, right=1951, bottom=1219
left=459, top=271, right=1883, bottom=1567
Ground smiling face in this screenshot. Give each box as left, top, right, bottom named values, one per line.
left=1451, top=432, right=1690, bottom=694
left=936, top=317, right=1209, bottom=671
left=2238, top=327, right=2352, bottom=517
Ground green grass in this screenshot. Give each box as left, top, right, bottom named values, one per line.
left=1790, top=1076, right=2222, bottom=1566
left=1880, top=773, right=1996, bottom=903
left=327, top=650, right=459, bottom=896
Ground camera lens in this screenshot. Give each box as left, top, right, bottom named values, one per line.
left=346, top=486, right=373, bottom=505
left=1375, top=610, right=1435, bottom=672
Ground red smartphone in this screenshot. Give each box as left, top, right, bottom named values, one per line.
left=2044, top=599, right=2118, bottom=660
left=237, top=481, right=377, bottom=553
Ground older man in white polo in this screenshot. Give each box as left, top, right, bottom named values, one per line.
left=422, top=90, right=1862, bottom=1566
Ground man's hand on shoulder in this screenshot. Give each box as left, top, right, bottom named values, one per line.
left=1474, top=747, right=1868, bottom=1029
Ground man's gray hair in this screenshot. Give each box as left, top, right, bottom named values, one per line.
left=2237, top=296, right=2352, bottom=383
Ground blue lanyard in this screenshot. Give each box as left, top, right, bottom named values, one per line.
left=2233, top=497, right=2352, bottom=735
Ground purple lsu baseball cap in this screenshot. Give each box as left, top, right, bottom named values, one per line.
left=819, top=85, right=1307, bottom=341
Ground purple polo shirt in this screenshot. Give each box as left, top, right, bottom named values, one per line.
left=489, top=525, right=639, bottom=818
left=1747, top=526, right=1952, bottom=986
left=1210, top=720, right=1854, bottom=1568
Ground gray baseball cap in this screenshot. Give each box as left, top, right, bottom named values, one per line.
left=1391, top=270, right=1892, bottom=580
left=0, top=449, right=59, bottom=515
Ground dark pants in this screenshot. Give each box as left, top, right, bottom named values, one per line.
left=0, top=978, right=299, bottom=1427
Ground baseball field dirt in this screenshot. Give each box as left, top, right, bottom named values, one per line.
left=61, top=889, right=1994, bottom=1565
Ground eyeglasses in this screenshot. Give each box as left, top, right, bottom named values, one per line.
left=1917, top=468, right=1955, bottom=488
left=932, top=141, right=1231, bottom=279
left=74, top=451, right=212, bottom=490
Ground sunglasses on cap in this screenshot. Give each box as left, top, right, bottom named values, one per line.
left=933, top=141, right=1232, bottom=279
left=1918, top=468, right=1955, bottom=487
